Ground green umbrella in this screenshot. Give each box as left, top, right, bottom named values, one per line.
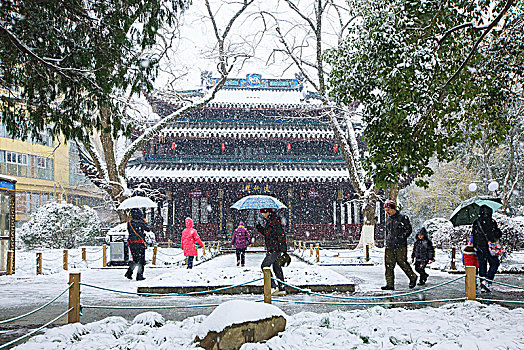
left=449, top=196, right=503, bottom=227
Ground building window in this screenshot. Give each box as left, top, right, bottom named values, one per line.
left=0, top=151, right=53, bottom=180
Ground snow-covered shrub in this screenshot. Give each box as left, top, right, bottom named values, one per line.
left=493, top=214, right=524, bottom=254
left=19, top=201, right=101, bottom=249
left=424, top=218, right=470, bottom=248
left=425, top=215, right=524, bottom=254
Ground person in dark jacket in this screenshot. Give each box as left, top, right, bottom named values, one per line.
left=256, top=208, right=287, bottom=295
left=125, top=208, right=150, bottom=281
left=232, top=221, right=251, bottom=267
left=472, top=205, right=503, bottom=292
left=382, top=200, right=418, bottom=290
left=411, top=227, right=435, bottom=286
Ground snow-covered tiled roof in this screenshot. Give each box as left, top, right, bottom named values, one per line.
left=152, top=88, right=322, bottom=109
left=127, top=163, right=350, bottom=183
left=160, top=125, right=335, bottom=140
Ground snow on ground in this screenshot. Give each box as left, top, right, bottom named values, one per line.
left=145, top=253, right=353, bottom=287
left=13, top=301, right=524, bottom=349
left=296, top=246, right=524, bottom=274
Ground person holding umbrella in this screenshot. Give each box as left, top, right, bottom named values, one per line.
left=257, top=208, right=288, bottom=296
left=125, top=208, right=150, bottom=281
left=450, top=196, right=504, bottom=292
left=471, top=205, right=503, bottom=292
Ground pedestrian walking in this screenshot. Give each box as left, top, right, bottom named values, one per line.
left=471, top=205, right=503, bottom=292
left=232, top=221, right=251, bottom=267
left=256, top=208, right=287, bottom=296
left=125, top=208, right=150, bottom=281
left=381, top=200, right=418, bottom=290
left=181, top=217, right=204, bottom=269
left=411, top=227, right=435, bottom=286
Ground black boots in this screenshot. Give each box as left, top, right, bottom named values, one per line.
left=409, top=276, right=418, bottom=289
left=381, top=285, right=394, bottom=290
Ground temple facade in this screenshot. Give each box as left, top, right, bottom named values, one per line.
left=127, top=74, right=384, bottom=244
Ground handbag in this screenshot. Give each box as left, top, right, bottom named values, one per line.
left=477, top=221, right=504, bottom=257
left=488, top=240, right=504, bottom=257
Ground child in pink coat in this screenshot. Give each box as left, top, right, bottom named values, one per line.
left=181, top=217, right=204, bottom=269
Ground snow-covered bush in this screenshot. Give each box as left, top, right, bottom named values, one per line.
left=19, top=202, right=101, bottom=249
left=493, top=214, right=524, bottom=254
left=425, top=215, right=524, bottom=254
left=424, top=218, right=470, bottom=248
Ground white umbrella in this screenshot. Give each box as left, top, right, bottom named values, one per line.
left=117, top=196, right=157, bottom=210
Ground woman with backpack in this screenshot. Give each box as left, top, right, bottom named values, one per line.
left=231, top=221, right=251, bottom=267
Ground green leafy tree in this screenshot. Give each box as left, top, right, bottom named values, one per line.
left=0, top=0, right=186, bottom=141
left=325, top=0, right=522, bottom=190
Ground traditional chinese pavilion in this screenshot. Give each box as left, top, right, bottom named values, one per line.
left=127, top=74, right=384, bottom=244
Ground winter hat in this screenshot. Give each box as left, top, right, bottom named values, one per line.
left=384, top=200, right=396, bottom=210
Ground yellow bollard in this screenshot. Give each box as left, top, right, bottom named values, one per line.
left=203, top=242, right=206, bottom=256
left=298, top=241, right=302, bottom=253
left=263, top=267, right=272, bottom=304
left=68, top=273, right=81, bottom=323
left=152, top=246, right=158, bottom=265
left=310, top=244, right=313, bottom=257
left=168, top=239, right=172, bottom=248
left=6, top=251, right=14, bottom=275
left=63, top=249, right=69, bottom=271
left=465, top=266, right=477, bottom=301
left=82, top=247, right=86, bottom=262
left=102, top=244, right=107, bottom=267
left=316, top=244, right=320, bottom=263
left=36, top=252, right=43, bottom=275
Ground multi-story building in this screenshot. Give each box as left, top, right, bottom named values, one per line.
left=127, top=74, right=385, bottom=244
left=0, top=122, right=106, bottom=225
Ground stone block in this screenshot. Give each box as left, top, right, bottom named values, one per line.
left=195, top=315, right=286, bottom=350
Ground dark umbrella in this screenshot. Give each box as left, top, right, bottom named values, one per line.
left=449, top=196, right=503, bottom=227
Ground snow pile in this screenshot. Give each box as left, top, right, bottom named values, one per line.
left=14, top=302, right=524, bottom=349
left=195, top=300, right=287, bottom=338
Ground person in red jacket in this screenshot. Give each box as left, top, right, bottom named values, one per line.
left=181, top=217, right=204, bottom=269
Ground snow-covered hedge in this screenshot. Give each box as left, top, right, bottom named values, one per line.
left=424, top=215, right=524, bottom=254
left=424, top=218, right=470, bottom=248
left=19, top=202, right=101, bottom=249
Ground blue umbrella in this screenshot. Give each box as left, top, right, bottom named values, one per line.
left=449, top=196, right=503, bottom=227
left=231, top=195, right=287, bottom=210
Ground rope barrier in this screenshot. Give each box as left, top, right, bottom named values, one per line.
left=270, top=275, right=466, bottom=300
left=0, top=283, right=74, bottom=325
left=81, top=303, right=220, bottom=310
left=156, top=250, right=184, bottom=257
left=41, top=256, right=62, bottom=262
left=80, top=277, right=264, bottom=297
left=478, top=277, right=524, bottom=291
left=271, top=297, right=468, bottom=306
left=477, top=298, right=524, bottom=305
left=0, top=307, right=73, bottom=350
